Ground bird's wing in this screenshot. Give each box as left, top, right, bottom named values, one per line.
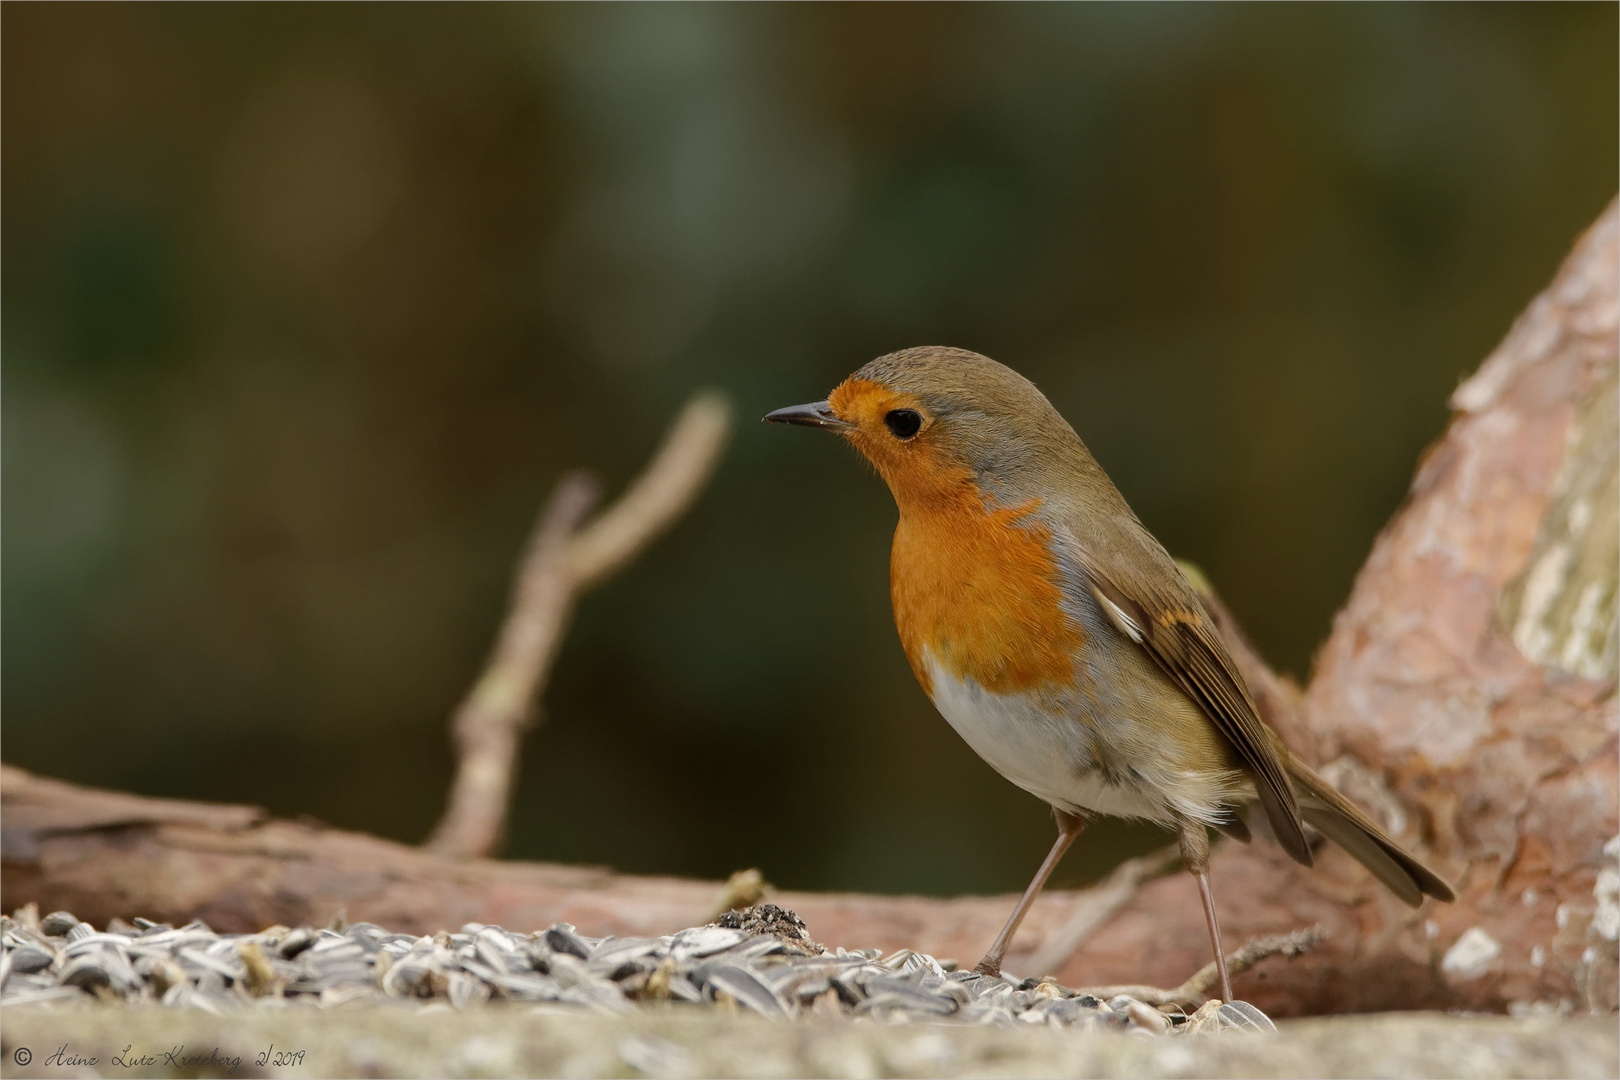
left=1067, top=521, right=1313, bottom=867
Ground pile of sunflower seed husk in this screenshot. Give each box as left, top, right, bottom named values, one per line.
left=1, top=905, right=1271, bottom=1036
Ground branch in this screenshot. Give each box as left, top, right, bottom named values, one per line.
left=423, top=474, right=598, bottom=858
left=1175, top=924, right=1329, bottom=1001
left=567, top=392, right=732, bottom=589
left=0, top=764, right=1173, bottom=972
left=1084, top=925, right=1330, bottom=1007
left=425, top=392, right=731, bottom=858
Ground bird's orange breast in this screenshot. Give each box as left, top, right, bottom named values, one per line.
left=889, top=477, right=1084, bottom=699
left=823, top=374, right=1085, bottom=699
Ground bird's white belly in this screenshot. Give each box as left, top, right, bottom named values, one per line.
left=922, top=653, right=1168, bottom=822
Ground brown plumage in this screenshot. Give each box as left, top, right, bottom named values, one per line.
left=769, top=346, right=1454, bottom=999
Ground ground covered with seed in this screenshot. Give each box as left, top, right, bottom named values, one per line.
left=2, top=905, right=1270, bottom=1036
left=3, top=908, right=1615, bottom=1079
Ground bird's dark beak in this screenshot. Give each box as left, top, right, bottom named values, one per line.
left=763, top=400, right=850, bottom=431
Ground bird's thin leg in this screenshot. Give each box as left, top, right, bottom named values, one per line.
left=1179, top=818, right=1233, bottom=1002
left=975, top=809, right=1086, bottom=978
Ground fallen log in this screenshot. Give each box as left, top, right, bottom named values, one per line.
left=0, top=762, right=1176, bottom=987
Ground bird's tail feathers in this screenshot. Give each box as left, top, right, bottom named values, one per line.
left=1288, top=759, right=1455, bottom=907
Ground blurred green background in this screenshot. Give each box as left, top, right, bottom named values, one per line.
left=4, top=4, right=1615, bottom=897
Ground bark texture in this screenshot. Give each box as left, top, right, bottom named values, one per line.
left=3, top=202, right=1615, bottom=1019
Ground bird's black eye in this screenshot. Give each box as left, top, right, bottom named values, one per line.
left=883, top=409, right=922, bottom=440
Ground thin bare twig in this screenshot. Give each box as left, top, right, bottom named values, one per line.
left=1175, top=923, right=1329, bottom=999
left=424, top=473, right=598, bottom=858
left=567, top=393, right=733, bottom=588
left=1084, top=924, right=1329, bottom=1006
left=425, top=392, right=732, bottom=858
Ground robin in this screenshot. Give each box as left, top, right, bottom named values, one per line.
left=767, top=346, right=1454, bottom=1001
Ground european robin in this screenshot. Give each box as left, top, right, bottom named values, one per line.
left=767, top=346, right=1454, bottom=999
